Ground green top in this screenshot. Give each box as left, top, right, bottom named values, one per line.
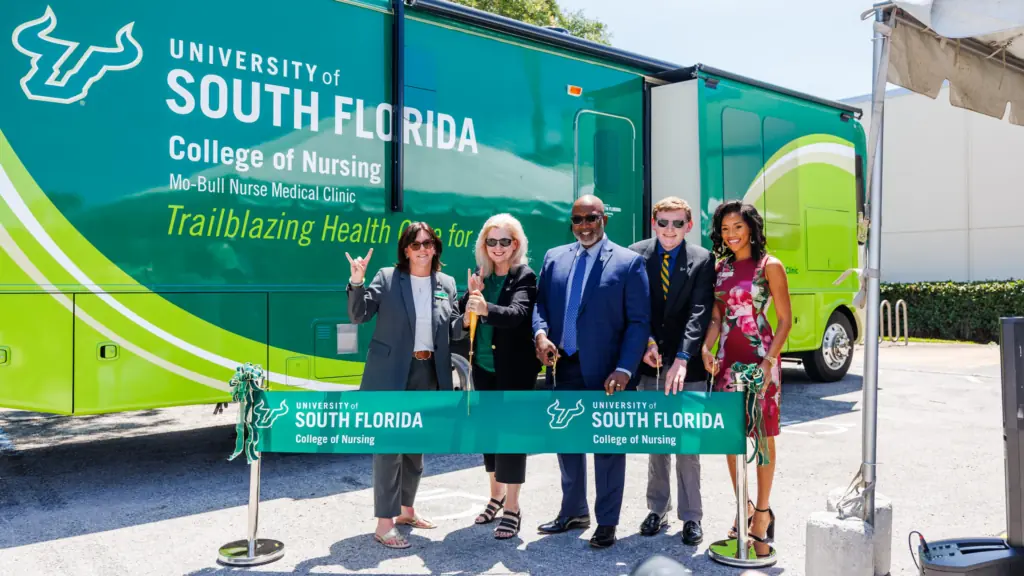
left=473, top=273, right=506, bottom=373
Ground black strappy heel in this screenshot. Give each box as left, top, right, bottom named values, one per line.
left=475, top=495, right=505, bottom=524
left=494, top=509, right=521, bottom=539
left=753, top=505, right=775, bottom=543
left=728, top=498, right=754, bottom=538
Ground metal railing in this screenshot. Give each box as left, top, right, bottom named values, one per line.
left=879, top=298, right=908, bottom=345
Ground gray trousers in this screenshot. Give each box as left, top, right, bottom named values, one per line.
left=637, top=373, right=703, bottom=522
left=373, top=357, right=438, bottom=518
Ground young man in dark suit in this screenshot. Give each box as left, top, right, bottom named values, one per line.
left=628, top=197, right=716, bottom=546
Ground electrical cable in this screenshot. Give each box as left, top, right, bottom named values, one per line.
left=908, top=530, right=928, bottom=572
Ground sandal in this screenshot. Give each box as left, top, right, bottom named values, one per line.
left=396, top=514, right=437, bottom=529
left=374, top=527, right=410, bottom=549
left=753, top=506, right=775, bottom=543
left=494, top=509, right=521, bottom=540
left=475, top=496, right=506, bottom=525
left=728, top=499, right=754, bottom=538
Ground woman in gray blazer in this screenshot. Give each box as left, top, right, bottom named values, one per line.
left=346, top=221, right=466, bottom=549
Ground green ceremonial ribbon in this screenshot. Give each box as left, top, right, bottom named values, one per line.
left=730, top=361, right=771, bottom=466
left=228, top=363, right=265, bottom=464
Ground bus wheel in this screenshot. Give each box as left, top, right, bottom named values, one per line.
left=451, top=353, right=472, bottom=390
left=804, top=312, right=854, bottom=382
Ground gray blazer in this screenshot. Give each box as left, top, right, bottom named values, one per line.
left=347, top=267, right=466, bottom=391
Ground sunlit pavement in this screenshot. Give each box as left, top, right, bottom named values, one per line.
left=0, top=342, right=1005, bottom=575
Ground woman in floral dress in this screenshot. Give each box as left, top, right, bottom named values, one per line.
left=701, top=200, right=792, bottom=556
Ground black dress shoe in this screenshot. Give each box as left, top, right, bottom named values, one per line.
left=589, top=525, right=616, bottom=548
left=537, top=515, right=590, bottom=534
left=639, top=512, right=668, bottom=536
left=681, top=520, right=703, bottom=546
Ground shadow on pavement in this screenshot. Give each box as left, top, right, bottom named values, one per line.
left=0, top=423, right=482, bottom=550
left=185, top=526, right=786, bottom=576
left=0, top=408, right=177, bottom=447
left=779, top=369, right=864, bottom=429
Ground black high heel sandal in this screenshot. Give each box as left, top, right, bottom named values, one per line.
left=475, top=495, right=506, bottom=524
left=728, top=499, right=754, bottom=538
left=494, top=509, right=521, bottom=539
left=753, top=505, right=775, bottom=543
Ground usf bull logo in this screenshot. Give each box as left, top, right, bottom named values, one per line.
left=11, top=6, right=142, bottom=104
left=253, top=398, right=289, bottom=429
left=547, top=399, right=585, bottom=430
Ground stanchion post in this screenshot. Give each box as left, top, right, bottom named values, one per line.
left=708, top=372, right=776, bottom=568
left=735, top=378, right=749, bottom=561
left=218, top=398, right=285, bottom=567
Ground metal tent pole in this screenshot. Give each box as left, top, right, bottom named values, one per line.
left=860, top=5, right=892, bottom=527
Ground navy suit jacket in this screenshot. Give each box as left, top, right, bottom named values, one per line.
left=532, top=237, right=651, bottom=390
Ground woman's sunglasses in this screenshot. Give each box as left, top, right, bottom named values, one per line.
left=656, top=218, right=688, bottom=229
left=409, top=240, right=434, bottom=250
left=485, top=238, right=514, bottom=247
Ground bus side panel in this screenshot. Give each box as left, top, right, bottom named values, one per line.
left=0, top=293, right=73, bottom=414
left=697, top=77, right=862, bottom=353
left=72, top=293, right=265, bottom=414
left=403, top=13, right=646, bottom=261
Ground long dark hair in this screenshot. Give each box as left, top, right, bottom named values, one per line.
left=711, top=200, right=767, bottom=262
left=396, top=222, right=443, bottom=273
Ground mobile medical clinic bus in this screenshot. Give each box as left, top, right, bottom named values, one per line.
left=0, top=0, right=866, bottom=416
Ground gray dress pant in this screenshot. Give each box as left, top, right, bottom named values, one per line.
left=373, top=357, right=439, bottom=518
left=637, top=373, right=704, bottom=522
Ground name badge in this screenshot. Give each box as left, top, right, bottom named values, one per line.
left=433, top=290, right=448, bottom=300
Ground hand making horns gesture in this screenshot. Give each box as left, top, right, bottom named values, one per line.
left=346, top=248, right=373, bottom=284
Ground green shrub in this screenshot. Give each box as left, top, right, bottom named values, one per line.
left=879, top=281, right=1024, bottom=344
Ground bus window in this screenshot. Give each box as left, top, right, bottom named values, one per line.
left=721, top=107, right=763, bottom=204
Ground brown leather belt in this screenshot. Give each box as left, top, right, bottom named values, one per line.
left=413, top=350, right=433, bottom=360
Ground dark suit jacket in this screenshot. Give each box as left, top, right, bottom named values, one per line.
left=347, top=267, right=465, bottom=391
left=531, top=238, right=650, bottom=390
left=458, top=264, right=542, bottom=390
left=627, top=237, right=715, bottom=383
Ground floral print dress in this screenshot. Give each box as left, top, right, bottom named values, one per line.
left=712, top=254, right=781, bottom=437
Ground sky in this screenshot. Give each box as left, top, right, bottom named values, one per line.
left=557, top=0, right=880, bottom=102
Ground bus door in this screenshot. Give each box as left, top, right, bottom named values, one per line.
left=574, top=110, right=638, bottom=243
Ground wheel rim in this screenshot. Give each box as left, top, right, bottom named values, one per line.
left=822, top=323, right=852, bottom=370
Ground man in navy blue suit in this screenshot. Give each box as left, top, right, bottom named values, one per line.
left=532, top=194, right=650, bottom=548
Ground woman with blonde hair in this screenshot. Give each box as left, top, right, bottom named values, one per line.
left=459, top=213, right=541, bottom=539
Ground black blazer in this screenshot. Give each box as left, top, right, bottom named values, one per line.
left=458, top=264, right=542, bottom=390
left=627, top=237, right=716, bottom=383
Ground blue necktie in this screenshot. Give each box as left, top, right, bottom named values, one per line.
left=562, top=249, right=588, bottom=356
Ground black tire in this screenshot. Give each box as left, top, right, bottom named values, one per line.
left=803, top=312, right=855, bottom=382
left=451, top=353, right=471, bottom=391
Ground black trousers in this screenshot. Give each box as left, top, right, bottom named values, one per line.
left=472, top=364, right=527, bottom=485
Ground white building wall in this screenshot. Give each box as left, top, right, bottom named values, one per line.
left=849, top=85, right=1024, bottom=282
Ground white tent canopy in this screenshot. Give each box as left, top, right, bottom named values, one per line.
left=880, top=0, right=1024, bottom=124
left=847, top=0, right=1024, bottom=532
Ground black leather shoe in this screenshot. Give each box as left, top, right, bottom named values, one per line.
left=639, top=512, right=668, bottom=536
left=589, top=525, right=616, bottom=548
left=537, top=515, right=590, bottom=534
left=681, top=520, right=703, bottom=546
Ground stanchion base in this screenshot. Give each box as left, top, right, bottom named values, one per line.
left=706, top=537, right=777, bottom=568
left=217, top=538, right=285, bottom=567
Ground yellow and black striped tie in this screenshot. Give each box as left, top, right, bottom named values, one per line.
left=661, top=253, right=670, bottom=300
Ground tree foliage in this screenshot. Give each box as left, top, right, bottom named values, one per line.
left=448, top=0, right=612, bottom=45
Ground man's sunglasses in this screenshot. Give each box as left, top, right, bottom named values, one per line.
left=656, top=218, right=688, bottom=229
left=571, top=214, right=603, bottom=225
left=486, top=238, right=514, bottom=247
left=409, top=240, right=434, bottom=250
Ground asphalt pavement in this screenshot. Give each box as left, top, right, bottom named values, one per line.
left=0, top=342, right=1007, bottom=575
